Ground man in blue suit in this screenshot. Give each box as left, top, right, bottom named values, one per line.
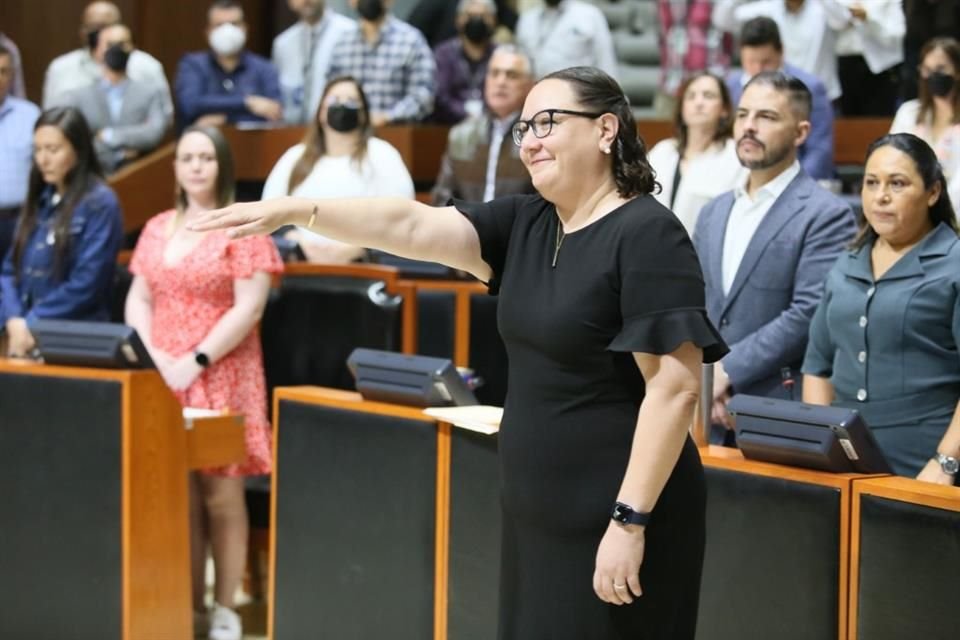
left=725, top=17, right=835, bottom=180
left=694, top=70, right=855, bottom=443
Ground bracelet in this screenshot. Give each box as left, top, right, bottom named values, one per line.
left=306, top=205, right=318, bottom=229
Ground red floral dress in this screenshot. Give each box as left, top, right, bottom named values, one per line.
left=129, top=210, right=284, bottom=476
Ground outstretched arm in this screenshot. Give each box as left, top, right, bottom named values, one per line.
left=189, top=196, right=492, bottom=282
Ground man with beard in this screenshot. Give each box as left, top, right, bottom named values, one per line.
left=724, top=17, right=835, bottom=180
left=272, top=0, right=355, bottom=123
left=52, top=24, right=168, bottom=173
left=432, top=0, right=498, bottom=124
left=327, top=0, right=436, bottom=126
left=693, top=71, right=855, bottom=444
left=516, top=0, right=617, bottom=80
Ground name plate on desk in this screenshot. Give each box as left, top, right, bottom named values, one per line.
left=183, top=409, right=246, bottom=469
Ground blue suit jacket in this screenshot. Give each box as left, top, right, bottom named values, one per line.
left=726, top=64, right=835, bottom=180
left=693, top=170, right=855, bottom=398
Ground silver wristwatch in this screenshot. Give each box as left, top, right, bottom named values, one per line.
left=935, top=453, right=959, bottom=475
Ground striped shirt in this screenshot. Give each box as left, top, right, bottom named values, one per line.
left=327, top=15, right=436, bottom=122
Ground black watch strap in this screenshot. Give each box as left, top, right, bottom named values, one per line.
left=611, top=501, right=650, bottom=526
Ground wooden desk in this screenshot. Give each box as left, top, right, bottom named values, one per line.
left=699, top=446, right=874, bottom=640
left=270, top=387, right=447, bottom=640
left=269, top=387, right=503, bottom=640
left=849, top=476, right=960, bottom=640
left=0, top=360, right=243, bottom=640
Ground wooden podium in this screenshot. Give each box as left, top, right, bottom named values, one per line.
left=0, top=359, right=244, bottom=640
left=849, top=476, right=960, bottom=640
left=698, top=446, right=878, bottom=640
left=270, top=387, right=444, bottom=640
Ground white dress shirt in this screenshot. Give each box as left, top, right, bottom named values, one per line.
left=272, top=9, right=356, bottom=124
left=721, top=160, right=801, bottom=295
left=483, top=113, right=517, bottom=202
left=713, top=0, right=849, bottom=99
left=42, top=48, right=173, bottom=122
left=834, top=0, right=904, bottom=73
left=516, top=0, right=618, bottom=79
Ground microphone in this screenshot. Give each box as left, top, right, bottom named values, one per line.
left=781, top=367, right=795, bottom=401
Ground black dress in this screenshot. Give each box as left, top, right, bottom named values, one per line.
left=455, top=194, right=727, bottom=640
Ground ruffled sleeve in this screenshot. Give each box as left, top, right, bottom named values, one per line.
left=607, top=206, right=728, bottom=363
left=451, top=195, right=527, bottom=294
left=226, top=235, right=284, bottom=280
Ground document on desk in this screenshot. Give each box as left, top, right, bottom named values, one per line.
left=423, top=406, right=503, bottom=435
left=183, top=407, right=224, bottom=419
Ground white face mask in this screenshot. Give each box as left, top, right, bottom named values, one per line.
left=208, top=23, right=246, bottom=57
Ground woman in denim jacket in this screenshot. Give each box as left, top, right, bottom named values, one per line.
left=0, top=107, right=123, bottom=357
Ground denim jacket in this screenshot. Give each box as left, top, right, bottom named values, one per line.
left=0, top=181, right=123, bottom=327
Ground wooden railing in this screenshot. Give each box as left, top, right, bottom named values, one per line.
left=108, top=119, right=893, bottom=235
left=107, top=141, right=176, bottom=234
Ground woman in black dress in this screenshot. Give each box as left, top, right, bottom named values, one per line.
left=192, top=66, right=727, bottom=639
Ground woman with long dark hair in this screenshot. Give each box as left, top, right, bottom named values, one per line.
left=804, top=133, right=960, bottom=484
left=191, top=66, right=726, bottom=639
left=890, top=37, right=960, bottom=210
left=125, top=125, right=282, bottom=640
left=0, top=106, right=123, bottom=357
left=261, top=75, right=413, bottom=263
left=647, top=71, right=743, bottom=235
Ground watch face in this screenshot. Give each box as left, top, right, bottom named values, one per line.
left=944, top=457, right=960, bottom=474
left=611, top=504, right=628, bottom=523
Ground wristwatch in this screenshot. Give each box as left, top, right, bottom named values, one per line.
left=935, top=453, right=959, bottom=475
left=611, top=501, right=650, bottom=527
left=194, top=351, right=211, bottom=368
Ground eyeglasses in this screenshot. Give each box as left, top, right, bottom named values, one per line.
left=511, top=108, right=606, bottom=146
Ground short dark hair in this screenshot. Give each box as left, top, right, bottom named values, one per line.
left=541, top=66, right=659, bottom=198
left=740, top=17, right=782, bottom=52
left=851, top=133, right=959, bottom=249
left=742, top=70, right=812, bottom=121
left=209, top=0, right=243, bottom=16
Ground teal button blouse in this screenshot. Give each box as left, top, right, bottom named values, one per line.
left=802, top=222, right=960, bottom=476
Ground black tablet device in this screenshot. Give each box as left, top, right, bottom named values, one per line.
left=347, top=348, right=478, bottom=407
left=32, top=320, right=155, bottom=369
left=728, top=394, right=893, bottom=474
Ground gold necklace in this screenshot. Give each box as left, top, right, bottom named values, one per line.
left=552, top=222, right=565, bottom=268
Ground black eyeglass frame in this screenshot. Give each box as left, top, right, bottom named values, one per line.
left=511, top=108, right=607, bottom=146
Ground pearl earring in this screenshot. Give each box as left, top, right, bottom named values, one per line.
left=602, top=147, right=611, bottom=155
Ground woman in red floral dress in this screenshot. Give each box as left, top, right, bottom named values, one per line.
left=125, top=125, right=282, bottom=640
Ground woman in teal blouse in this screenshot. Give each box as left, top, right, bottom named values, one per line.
left=803, top=133, right=960, bottom=484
